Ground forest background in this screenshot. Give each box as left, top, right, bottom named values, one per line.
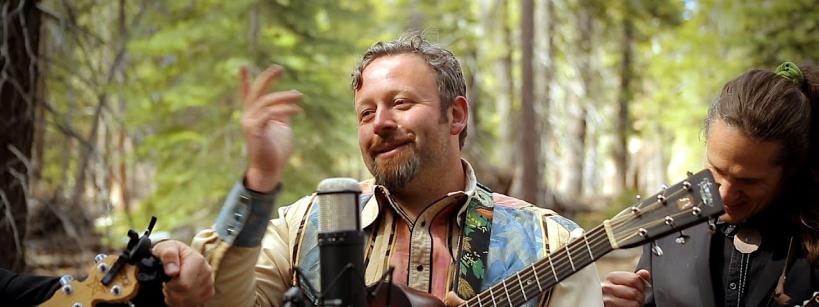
left=2, top=0, right=818, bottom=280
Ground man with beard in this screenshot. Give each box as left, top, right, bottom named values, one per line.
left=152, top=35, right=602, bottom=307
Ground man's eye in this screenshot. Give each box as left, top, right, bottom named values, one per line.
left=360, top=110, right=374, bottom=121
left=394, top=99, right=411, bottom=108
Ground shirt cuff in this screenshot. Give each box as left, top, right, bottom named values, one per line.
left=214, top=182, right=281, bottom=247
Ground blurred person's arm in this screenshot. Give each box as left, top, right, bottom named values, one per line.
left=0, top=268, right=60, bottom=305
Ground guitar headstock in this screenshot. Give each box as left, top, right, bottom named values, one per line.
left=604, top=169, right=723, bottom=249
left=40, top=254, right=139, bottom=307
left=40, top=217, right=168, bottom=307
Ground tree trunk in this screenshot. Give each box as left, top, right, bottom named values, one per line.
left=497, top=0, right=516, bottom=169
left=614, top=15, right=634, bottom=194
left=568, top=0, right=594, bottom=197
left=541, top=0, right=559, bottom=209
left=0, top=0, right=42, bottom=271
left=519, top=0, right=542, bottom=205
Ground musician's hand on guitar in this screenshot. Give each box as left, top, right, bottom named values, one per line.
left=443, top=291, right=465, bottom=306
left=240, top=65, right=303, bottom=192
left=601, top=269, right=650, bottom=307
left=152, top=240, right=215, bottom=306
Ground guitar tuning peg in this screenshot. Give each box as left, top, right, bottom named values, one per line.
left=635, top=194, right=641, bottom=203
left=111, top=285, right=123, bottom=296
left=708, top=220, right=717, bottom=234
left=94, top=253, right=108, bottom=263
left=61, top=284, right=73, bottom=295
left=675, top=231, right=690, bottom=245
left=638, top=228, right=648, bottom=237
left=59, top=274, right=75, bottom=286
left=660, top=184, right=668, bottom=191
left=651, top=243, right=664, bottom=256
left=97, top=262, right=109, bottom=273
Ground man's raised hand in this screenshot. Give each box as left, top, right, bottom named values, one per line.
left=239, top=65, right=303, bottom=192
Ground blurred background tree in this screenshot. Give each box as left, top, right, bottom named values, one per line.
left=1, top=0, right=817, bottom=278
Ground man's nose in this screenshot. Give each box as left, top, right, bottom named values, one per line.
left=718, top=179, right=738, bottom=206
left=373, top=108, right=397, bottom=136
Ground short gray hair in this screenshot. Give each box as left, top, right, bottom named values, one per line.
left=351, top=34, right=468, bottom=148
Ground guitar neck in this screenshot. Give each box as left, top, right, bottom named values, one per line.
left=462, top=224, right=613, bottom=306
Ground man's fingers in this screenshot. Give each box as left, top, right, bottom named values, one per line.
left=603, top=295, right=644, bottom=307
left=605, top=271, right=648, bottom=291
left=152, top=241, right=182, bottom=277
left=602, top=283, right=645, bottom=303
left=247, top=65, right=284, bottom=104
left=265, top=104, right=304, bottom=122
left=245, top=104, right=303, bottom=129
left=246, top=90, right=303, bottom=114
left=443, top=291, right=466, bottom=306
left=635, top=269, right=651, bottom=282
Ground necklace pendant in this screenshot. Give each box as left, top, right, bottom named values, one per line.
left=733, top=228, right=761, bottom=254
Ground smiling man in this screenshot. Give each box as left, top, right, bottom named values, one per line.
left=602, top=63, right=819, bottom=307
left=153, top=34, right=602, bottom=307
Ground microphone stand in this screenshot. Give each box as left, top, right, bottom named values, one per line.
left=282, top=267, right=397, bottom=307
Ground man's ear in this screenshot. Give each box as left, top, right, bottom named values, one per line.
left=449, top=96, right=468, bottom=136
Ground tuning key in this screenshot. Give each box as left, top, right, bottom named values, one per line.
left=682, top=181, right=692, bottom=191
left=630, top=206, right=641, bottom=216
left=664, top=216, right=674, bottom=226
left=61, top=284, right=74, bottom=295
left=97, top=262, right=109, bottom=273
left=94, top=253, right=107, bottom=263
left=676, top=231, right=690, bottom=244
left=638, top=228, right=648, bottom=237
left=707, top=220, right=717, bottom=233
left=660, top=184, right=668, bottom=190
left=692, top=207, right=702, bottom=216
left=651, top=243, right=664, bottom=256
left=657, top=194, right=667, bottom=204
left=111, top=285, right=122, bottom=296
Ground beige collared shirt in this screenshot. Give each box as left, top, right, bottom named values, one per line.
left=192, top=160, right=602, bottom=306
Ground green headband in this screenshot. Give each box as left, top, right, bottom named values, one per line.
left=775, top=61, right=804, bottom=85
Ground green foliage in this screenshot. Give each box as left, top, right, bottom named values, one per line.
left=35, top=0, right=819, bottom=247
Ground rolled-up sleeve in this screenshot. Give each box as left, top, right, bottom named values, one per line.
left=192, top=182, right=313, bottom=307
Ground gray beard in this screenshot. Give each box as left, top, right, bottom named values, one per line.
left=370, top=154, right=420, bottom=191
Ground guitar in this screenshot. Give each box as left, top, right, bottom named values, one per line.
left=374, top=169, right=724, bottom=306
left=41, top=217, right=169, bottom=307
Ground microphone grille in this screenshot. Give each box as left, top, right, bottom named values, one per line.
left=317, top=178, right=361, bottom=233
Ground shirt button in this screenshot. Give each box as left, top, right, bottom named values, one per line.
left=239, top=194, right=250, bottom=204
left=416, top=265, right=424, bottom=271
left=729, top=282, right=737, bottom=290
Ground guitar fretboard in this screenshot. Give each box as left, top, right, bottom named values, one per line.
left=461, top=224, right=613, bottom=306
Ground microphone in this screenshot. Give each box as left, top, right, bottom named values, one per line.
left=316, top=178, right=367, bottom=306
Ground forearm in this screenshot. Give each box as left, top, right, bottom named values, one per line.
left=0, top=268, right=60, bottom=305
left=191, top=182, right=286, bottom=307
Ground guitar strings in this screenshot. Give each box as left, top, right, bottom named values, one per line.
left=464, top=186, right=708, bottom=306
left=470, top=208, right=700, bottom=307
left=464, top=225, right=613, bottom=306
